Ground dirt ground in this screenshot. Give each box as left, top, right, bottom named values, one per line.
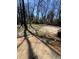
left=17, top=36, right=60, bottom=59
left=17, top=24, right=61, bottom=59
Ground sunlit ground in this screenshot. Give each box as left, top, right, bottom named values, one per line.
left=17, top=24, right=61, bottom=59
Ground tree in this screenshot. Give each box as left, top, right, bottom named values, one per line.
left=17, top=0, right=28, bottom=37
left=47, top=10, right=54, bottom=24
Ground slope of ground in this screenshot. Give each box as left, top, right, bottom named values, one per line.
left=17, top=35, right=60, bottom=59
left=17, top=24, right=61, bottom=59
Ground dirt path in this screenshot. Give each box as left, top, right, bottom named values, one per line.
left=17, top=37, right=29, bottom=59
left=17, top=24, right=61, bottom=59
left=28, top=35, right=61, bottom=59
left=17, top=35, right=60, bottom=59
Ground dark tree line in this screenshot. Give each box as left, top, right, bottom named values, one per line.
left=17, top=0, right=61, bottom=27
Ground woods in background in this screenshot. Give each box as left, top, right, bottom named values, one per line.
left=17, top=0, right=61, bottom=27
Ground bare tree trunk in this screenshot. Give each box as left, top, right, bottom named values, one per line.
left=21, top=0, right=27, bottom=37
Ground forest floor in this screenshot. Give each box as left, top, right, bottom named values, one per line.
left=17, top=24, right=61, bottom=59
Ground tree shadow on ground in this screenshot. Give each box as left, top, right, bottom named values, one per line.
left=17, top=38, right=25, bottom=48
left=17, top=29, right=38, bottom=59
left=25, top=37, right=38, bottom=59
left=27, top=29, right=61, bottom=56
left=29, top=24, right=39, bottom=35
left=24, top=31, right=38, bottom=59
